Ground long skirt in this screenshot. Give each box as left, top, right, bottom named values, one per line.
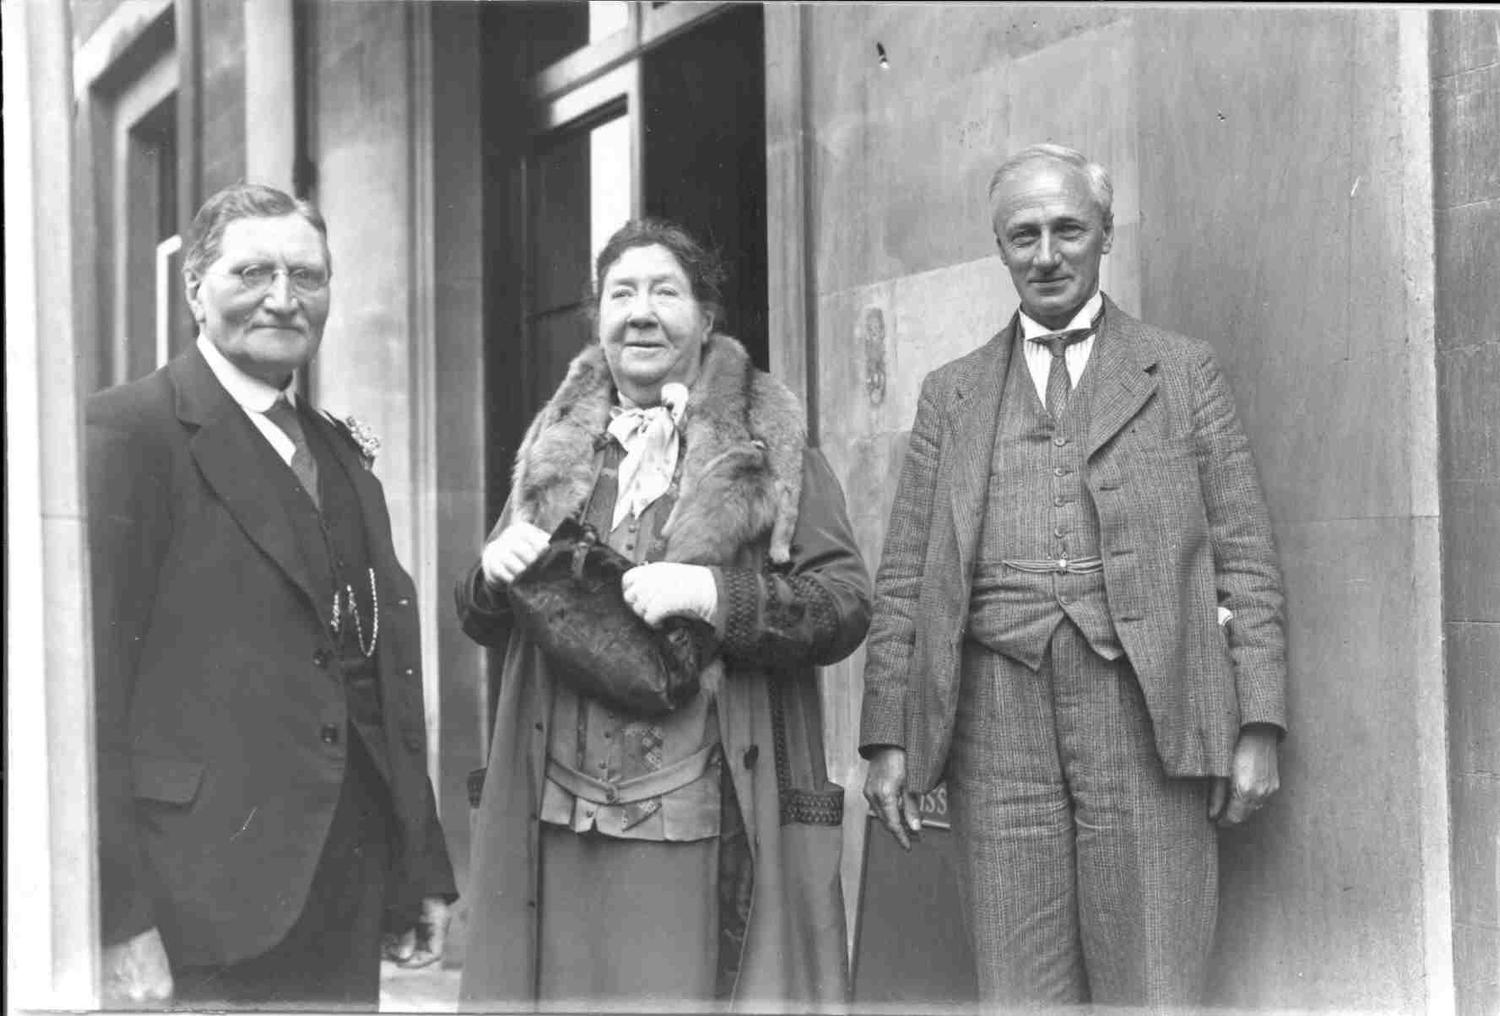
left=537, top=824, right=719, bottom=1008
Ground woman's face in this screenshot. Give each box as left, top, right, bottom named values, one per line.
left=597, top=244, right=712, bottom=401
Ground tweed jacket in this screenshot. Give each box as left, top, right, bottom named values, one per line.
left=860, top=296, right=1287, bottom=789
left=87, top=348, right=455, bottom=966
left=456, top=334, right=871, bottom=1009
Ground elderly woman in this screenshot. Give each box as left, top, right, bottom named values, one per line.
left=456, top=219, right=870, bottom=1010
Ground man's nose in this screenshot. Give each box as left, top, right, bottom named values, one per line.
left=1034, top=233, right=1060, bottom=268
left=262, top=271, right=298, bottom=310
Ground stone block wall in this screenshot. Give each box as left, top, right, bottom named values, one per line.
left=1433, top=10, right=1500, bottom=1016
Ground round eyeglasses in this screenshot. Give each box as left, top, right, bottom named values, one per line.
left=215, top=262, right=331, bottom=297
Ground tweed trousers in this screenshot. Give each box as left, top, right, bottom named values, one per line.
left=948, top=619, right=1218, bottom=1007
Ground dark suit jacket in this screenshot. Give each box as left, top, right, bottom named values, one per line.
left=87, top=347, right=455, bottom=967
left=860, top=296, right=1287, bottom=791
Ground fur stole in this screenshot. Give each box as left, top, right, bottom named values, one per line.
left=510, top=334, right=806, bottom=566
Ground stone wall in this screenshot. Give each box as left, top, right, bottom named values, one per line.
left=1433, top=10, right=1500, bottom=1016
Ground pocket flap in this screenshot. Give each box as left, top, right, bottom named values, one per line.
left=132, top=756, right=205, bottom=804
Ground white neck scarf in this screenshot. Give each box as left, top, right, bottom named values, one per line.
left=608, top=382, right=689, bottom=530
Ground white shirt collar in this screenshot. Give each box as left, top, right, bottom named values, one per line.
left=196, top=334, right=296, bottom=413
left=1018, top=290, right=1104, bottom=341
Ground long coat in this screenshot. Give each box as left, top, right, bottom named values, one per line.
left=860, top=296, right=1287, bottom=790
left=456, top=334, right=871, bottom=1010
left=87, top=348, right=455, bottom=966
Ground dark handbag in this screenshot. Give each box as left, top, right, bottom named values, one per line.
left=506, top=518, right=712, bottom=717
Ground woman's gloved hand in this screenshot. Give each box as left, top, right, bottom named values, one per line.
left=480, top=521, right=552, bottom=587
left=622, top=562, right=718, bottom=627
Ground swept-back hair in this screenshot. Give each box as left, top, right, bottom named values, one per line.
left=987, top=143, right=1114, bottom=227
left=183, top=182, right=330, bottom=277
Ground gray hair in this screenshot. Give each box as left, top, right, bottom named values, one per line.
left=183, top=182, right=330, bottom=278
left=987, top=143, right=1114, bottom=227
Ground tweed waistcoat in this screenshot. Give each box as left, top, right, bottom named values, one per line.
left=279, top=414, right=390, bottom=777
left=968, top=336, right=1123, bottom=668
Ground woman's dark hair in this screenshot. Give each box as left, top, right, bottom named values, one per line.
left=183, top=182, right=330, bottom=277
left=592, top=218, right=726, bottom=326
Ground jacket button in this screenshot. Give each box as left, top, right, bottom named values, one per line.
left=396, top=597, right=411, bottom=607
left=402, top=667, right=416, bottom=678
left=743, top=745, right=759, bottom=769
left=313, top=649, right=331, bottom=668
left=320, top=724, right=340, bottom=745
left=1054, top=435, right=1068, bottom=447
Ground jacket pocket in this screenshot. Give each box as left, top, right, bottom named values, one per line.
left=132, top=755, right=205, bottom=805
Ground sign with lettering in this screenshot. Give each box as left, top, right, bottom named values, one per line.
left=851, top=783, right=979, bottom=1005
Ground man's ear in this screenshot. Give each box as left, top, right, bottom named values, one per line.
left=1101, top=217, right=1115, bottom=256
left=183, top=270, right=205, bottom=326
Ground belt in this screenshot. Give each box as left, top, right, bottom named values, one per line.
left=1000, top=555, right=1104, bottom=575
left=545, top=742, right=721, bottom=806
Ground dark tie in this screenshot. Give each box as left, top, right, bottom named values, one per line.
left=1032, top=326, right=1096, bottom=419
left=263, top=396, right=320, bottom=508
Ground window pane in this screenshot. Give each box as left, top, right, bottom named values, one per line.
left=589, top=2, right=630, bottom=43
left=589, top=115, right=632, bottom=272
left=532, top=110, right=632, bottom=313
left=532, top=129, right=592, bottom=313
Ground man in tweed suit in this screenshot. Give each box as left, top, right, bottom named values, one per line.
left=860, top=144, right=1286, bottom=1007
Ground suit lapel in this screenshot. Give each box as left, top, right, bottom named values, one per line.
left=172, top=350, right=324, bottom=616
left=947, top=320, right=1014, bottom=580
left=1086, top=296, right=1160, bottom=459
left=305, top=409, right=399, bottom=577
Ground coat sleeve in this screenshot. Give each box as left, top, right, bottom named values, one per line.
left=857, top=374, right=945, bottom=756
left=713, top=449, right=871, bottom=672
left=1189, top=349, right=1288, bottom=734
left=454, top=497, right=518, bottom=648
left=87, top=407, right=174, bottom=945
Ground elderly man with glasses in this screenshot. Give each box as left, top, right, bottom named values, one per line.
left=87, top=182, right=455, bottom=1009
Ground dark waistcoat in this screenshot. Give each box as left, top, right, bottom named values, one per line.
left=265, top=410, right=391, bottom=780
left=968, top=338, right=1123, bottom=668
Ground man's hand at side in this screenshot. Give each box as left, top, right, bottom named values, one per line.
left=382, top=896, right=452, bottom=969
left=101, top=927, right=173, bottom=1007
left=863, top=746, right=923, bottom=851
left=1209, top=723, right=1281, bottom=826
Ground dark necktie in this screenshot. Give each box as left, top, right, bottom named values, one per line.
left=1032, top=326, right=1096, bottom=419
left=263, top=396, right=320, bottom=508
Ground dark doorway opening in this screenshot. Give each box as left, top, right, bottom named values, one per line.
left=641, top=4, right=768, bottom=369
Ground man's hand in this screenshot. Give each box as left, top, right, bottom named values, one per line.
left=863, top=747, right=923, bottom=851
left=101, top=927, right=173, bottom=1007
left=480, top=522, right=551, bottom=587
left=622, top=563, right=717, bottom=627
left=1209, top=724, right=1281, bottom=826
left=382, top=896, right=452, bottom=970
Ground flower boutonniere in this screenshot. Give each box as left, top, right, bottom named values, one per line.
left=339, top=414, right=381, bottom=470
